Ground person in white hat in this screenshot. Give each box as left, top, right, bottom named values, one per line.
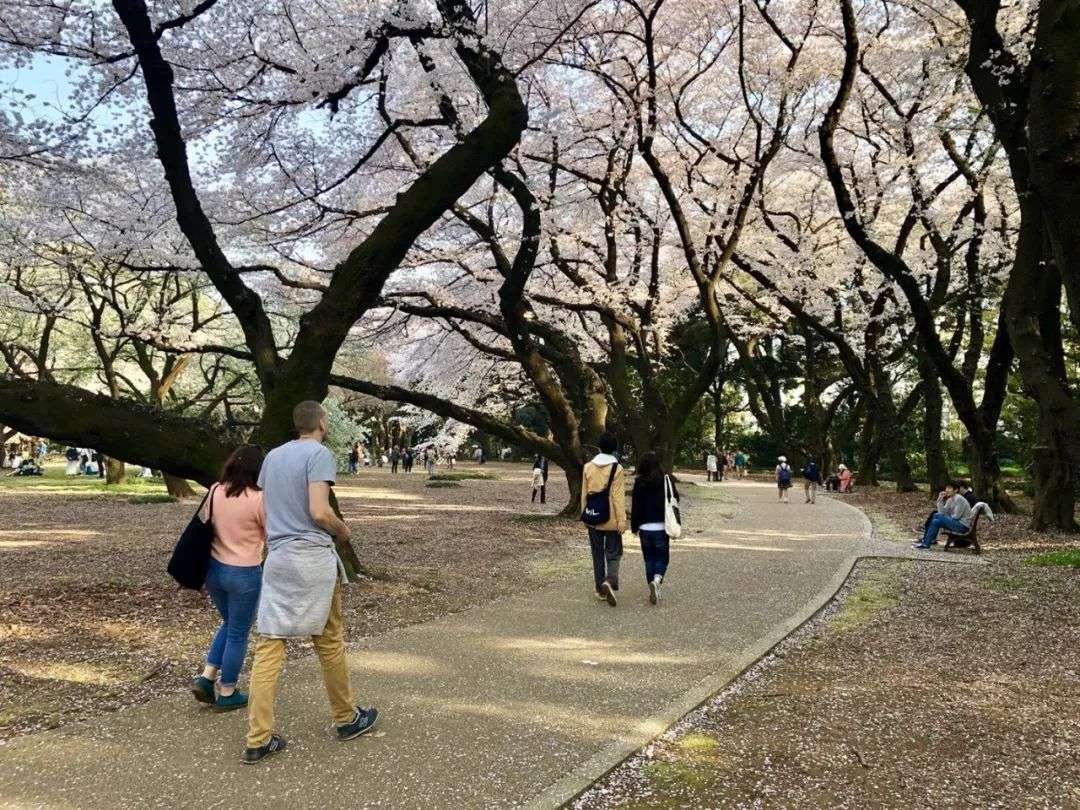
left=774, top=455, right=793, bottom=502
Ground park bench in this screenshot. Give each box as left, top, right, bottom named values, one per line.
left=943, top=503, right=991, bottom=554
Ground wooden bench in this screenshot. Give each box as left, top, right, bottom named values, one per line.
left=944, top=508, right=983, bottom=554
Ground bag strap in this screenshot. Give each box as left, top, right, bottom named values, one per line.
left=601, top=462, right=618, bottom=494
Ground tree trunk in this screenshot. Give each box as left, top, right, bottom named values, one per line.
left=105, top=457, right=126, bottom=485
left=919, top=353, right=949, bottom=493
left=560, top=461, right=584, bottom=518
left=858, top=409, right=880, bottom=487
left=164, top=474, right=196, bottom=498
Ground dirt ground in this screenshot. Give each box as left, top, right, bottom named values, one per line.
left=0, top=462, right=579, bottom=741
left=574, top=487, right=1080, bottom=809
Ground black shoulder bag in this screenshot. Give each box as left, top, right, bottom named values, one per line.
left=167, top=484, right=216, bottom=590
left=580, top=464, right=619, bottom=526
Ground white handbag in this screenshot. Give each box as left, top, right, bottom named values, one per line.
left=663, top=475, right=682, bottom=539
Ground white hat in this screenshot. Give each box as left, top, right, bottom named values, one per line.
left=838, top=464, right=847, bottom=470
left=778, top=455, right=787, bottom=462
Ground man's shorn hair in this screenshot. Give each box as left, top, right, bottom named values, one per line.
left=293, top=400, right=326, bottom=433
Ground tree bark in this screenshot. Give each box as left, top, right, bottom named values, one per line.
left=918, top=351, right=949, bottom=493
left=0, top=377, right=232, bottom=483
left=164, top=474, right=197, bottom=498
left=105, top=457, right=126, bottom=485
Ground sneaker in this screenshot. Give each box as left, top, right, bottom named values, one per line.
left=191, top=676, right=215, bottom=705
left=594, top=591, right=608, bottom=601
left=242, top=734, right=287, bottom=765
left=214, top=690, right=248, bottom=712
left=911, top=541, right=930, bottom=550
left=337, top=706, right=379, bottom=741
left=600, top=581, right=617, bottom=607
left=648, top=579, right=658, bottom=605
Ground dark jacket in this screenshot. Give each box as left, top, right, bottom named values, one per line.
left=631, top=476, right=679, bottom=533
left=963, top=490, right=978, bottom=508
left=802, top=462, right=821, bottom=483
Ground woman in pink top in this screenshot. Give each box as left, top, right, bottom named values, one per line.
left=191, top=446, right=266, bottom=712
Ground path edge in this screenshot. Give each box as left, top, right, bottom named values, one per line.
left=523, top=497, right=874, bottom=810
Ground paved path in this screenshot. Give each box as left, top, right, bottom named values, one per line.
left=0, top=482, right=918, bottom=809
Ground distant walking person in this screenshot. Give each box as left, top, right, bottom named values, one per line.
left=532, top=455, right=549, bottom=504
left=191, top=445, right=266, bottom=712
left=775, top=456, right=793, bottom=503
left=243, top=401, right=378, bottom=765
left=403, top=447, right=413, bottom=473
left=580, top=433, right=627, bottom=607
left=631, top=451, right=678, bottom=605
left=717, top=449, right=727, bottom=481
left=347, top=443, right=360, bottom=475
left=705, top=450, right=718, bottom=482
left=802, top=458, right=821, bottom=504
left=390, top=446, right=400, bottom=474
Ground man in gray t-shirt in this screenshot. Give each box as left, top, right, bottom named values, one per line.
left=259, top=439, right=337, bottom=549
left=244, top=401, right=379, bottom=765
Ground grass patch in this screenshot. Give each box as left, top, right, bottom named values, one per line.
left=642, top=760, right=712, bottom=794
left=0, top=463, right=175, bottom=497
left=127, top=493, right=179, bottom=505
left=832, top=564, right=903, bottom=632
left=984, top=575, right=1031, bottom=591
left=425, top=480, right=462, bottom=488
left=1022, top=548, right=1080, bottom=569
left=427, top=471, right=497, bottom=481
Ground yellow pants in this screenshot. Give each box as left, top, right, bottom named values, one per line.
left=246, top=585, right=356, bottom=748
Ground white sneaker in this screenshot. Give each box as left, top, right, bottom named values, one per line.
left=649, top=574, right=662, bottom=605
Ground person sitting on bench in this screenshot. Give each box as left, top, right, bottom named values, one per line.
left=913, top=480, right=972, bottom=549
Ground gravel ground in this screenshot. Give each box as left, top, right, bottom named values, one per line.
left=0, top=462, right=575, bottom=741
left=574, top=488, right=1080, bottom=809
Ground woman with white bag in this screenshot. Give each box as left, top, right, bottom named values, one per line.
left=631, top=452, right=682, bottom=606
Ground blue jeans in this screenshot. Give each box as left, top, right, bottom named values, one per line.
left=919, top=514, right=968, bottom=548
left=205, top=558, right=262, bottom=687
left=639, top=530, right=670, bottom=583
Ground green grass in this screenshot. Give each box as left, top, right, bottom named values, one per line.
left=425, top=480, right=462, bottom=488
left=984, top=575, right=1030, bottom=591
left=0, top=463, right=174, bottom=497
left=1022, top=548, right=1080, bottom=569
left=832, top=564, right=904, bottom=632
left=127, top=493, right=180, bottom=504
left=427, top=471, right=497, bottom=481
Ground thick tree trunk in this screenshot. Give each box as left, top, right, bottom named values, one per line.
left=919, top=353, right=949, bottom=493
left=857, top=409, right=880, bottom=487
left=105, top=457, right=126, bottom=485
left=560, top=461, right=584, bottom=518
left=164, top=474, right=196, bottom=498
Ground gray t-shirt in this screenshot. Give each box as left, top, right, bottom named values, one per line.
left=258, top=439, right=337, bottom=548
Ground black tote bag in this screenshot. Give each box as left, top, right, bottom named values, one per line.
left=167, top=484, right=216, bottom=590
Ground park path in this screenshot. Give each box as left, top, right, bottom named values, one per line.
left=0, top=481, right=907, bottom=809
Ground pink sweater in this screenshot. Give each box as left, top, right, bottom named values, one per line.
left=204, top=485, right=266, bottom=567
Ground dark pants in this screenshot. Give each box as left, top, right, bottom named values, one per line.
left=639, top=530, right=669, bottom=583
left=532, top=485, right=546, bottom=503
left=587, top=529, right=623, bottom=592
left=391, top=460, right=398, bottom=473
